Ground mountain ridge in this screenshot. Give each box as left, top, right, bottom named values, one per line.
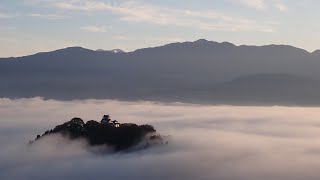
left=1, top=39, right=318, bottom=59
left=1, top=39, right=320, bottom=105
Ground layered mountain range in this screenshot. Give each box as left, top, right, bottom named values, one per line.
left=1, top=39, right=320, bottom=105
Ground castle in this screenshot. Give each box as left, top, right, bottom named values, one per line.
left=101, top=115, right=120, bottom=127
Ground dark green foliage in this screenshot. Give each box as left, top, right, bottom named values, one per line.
left=32, top=117, right=159, bottom=151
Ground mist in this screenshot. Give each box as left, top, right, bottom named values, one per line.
left=2, top=98, right=320, bottom=180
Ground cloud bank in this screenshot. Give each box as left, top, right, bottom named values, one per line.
left=1, top=98, right=320, bottom=180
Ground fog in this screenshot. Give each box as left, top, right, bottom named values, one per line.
left=2, top=98, right=320, bottom=179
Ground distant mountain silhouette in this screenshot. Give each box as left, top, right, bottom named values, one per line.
left=195, top=74, right=320, bottom=105
left=1, top=39, right=320, bottom=105
left=312, top=50, right=320, bottom=56
left=96, top=48, right=125, bottom=53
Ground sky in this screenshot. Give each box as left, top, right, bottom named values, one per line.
left=0, top=0, right=319, bottom=57
left=3, top=98, right=320, bottom=179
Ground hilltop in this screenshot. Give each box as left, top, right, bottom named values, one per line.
left=31, top=115, right=166, bottom=152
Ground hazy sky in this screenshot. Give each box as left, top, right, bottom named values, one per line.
left=0, top=0, right=319, bottom=57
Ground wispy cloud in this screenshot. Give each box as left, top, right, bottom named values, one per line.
left=235, top=0, right=267, bottom=10
left=0, top=12, right=16, bottom=19
left=41, top=0, right=276, bottom=32
left=274, top=2, right=288, bottom=12
left=112, top=35, right=185, bottom=43
left=80, top=25, right=108, bottom=33
left=232, top=0, right=288, bottom=12
left=29, top=13, right=65, bottom=20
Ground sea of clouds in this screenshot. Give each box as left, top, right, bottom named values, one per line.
left=1, top=97, right=320, bottom=180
